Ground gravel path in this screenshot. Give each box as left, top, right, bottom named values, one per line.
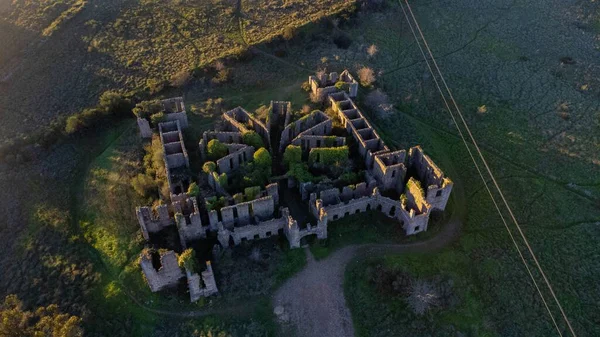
left=272, top=214, right=462, bottom=337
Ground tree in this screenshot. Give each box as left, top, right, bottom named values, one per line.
left=202, top=161, right=216, bottom=173
left=207, top=139, right=228, bottom=160
left=98, top=90, right=131, bottom=116
left=242, top=131, right=264, bottom=149
left=253, top=147, right=272, bottom=169
left=0, top=295, right=83, bottom=337
left=133, top=100, right=162, bottom=119
left=187, top=182, right=200, bottom=197
left=150, top=112, right=166, bottom=125
left=357, top=66, right=376, bottom=87
left=283, top=26, right=295, bottom=41
left=283, top=145, right=302, bottom=168
left=178, top=249, right=199, bottom=272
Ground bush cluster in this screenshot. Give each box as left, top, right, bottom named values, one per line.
left=308, top=146, right=349, bottom=166
left=65, top=91, right=133, bottom=134
left=242, top=131, right=265, bottom=149
left=207, top=139, right=228, bottom=160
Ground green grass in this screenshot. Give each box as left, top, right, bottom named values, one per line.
left=345, top=252, right=494, bottom=337
left=310, top=207, right=450, bottom=260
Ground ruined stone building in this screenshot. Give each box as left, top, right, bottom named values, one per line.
left=309, top=69, right=358, bottom=101
left=134, top=71, right=452, bottom=301
left=137, top=97, right=188, bottom=138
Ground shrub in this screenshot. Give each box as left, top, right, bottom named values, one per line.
left=98, top=90, right=132, bottom=116
left=131, top=173, right=156, bottom=197
left=233, top=193, right=244, bottom=204
left=242, top=131, right=265, bottom=149
left=202, top=161, right=216, bottom=173
left=283, top=26, right=296, bottom=40
left=288, top=163, right=314, bottom=183
left=301, top=81, right=311, bottom=92
left=216, top=172, right=228, bottom=188
left=357, top=66, right=376, bottom=87
left=207, top=139, right=228, bottom=160
left=283, top=145, right=302, bottom=168
left=133, top=100, right=162, bottom=119
left=178, top=249, right=199, bottom=272
left=335, top=81, right=349, bottom=91
left=64, top=108, right=105, bottom=134
left=367, top=44, right=378, bottom=58
left=0, top=295, right=83, bottom=336
left=253, top=147, right=272, bottom=169
left=308, top=146, right=349, bottom=166
left=187, top=182, right=200, bottom=197
left=244, top=186, right=261, bottom=200
left=365, top=89, right=393, bottom=117
left=150, top=112, right=166, bottom=125
left=206, top=196, right=227, bottom=211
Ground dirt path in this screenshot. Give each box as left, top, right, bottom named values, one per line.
left=272, top=213, right=461, bottom=337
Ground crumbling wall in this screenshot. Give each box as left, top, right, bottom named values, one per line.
left=162, top=97, right=188, bottom=128
left=137, top=118, right=153, bottom=138
left=373, top=150, right=407, bottom=193
left=407, top=146, right=453, bottom=211
left=291, top=135, right=345, bottom=151
left=187, top=261, right=218, bottom=302
left=136, top=205, right=171, bottom=240
left=199, top=131, right=244, bottom=160
left=279, top=110, right=330, bottom=151
left=209, top=195, right=276, bottom=229
left=174, top=198, right=207, bottom=249
left=159, top=121, right=190, bottom=198
left=216, top=144, right=255, bottom=174
left=223, top=107, right=271, bottom=149
left=309, top=70, right=358, bottom=101
left=140, top=250, right=184, bottom=292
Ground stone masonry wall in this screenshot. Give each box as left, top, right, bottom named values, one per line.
left=216, top=144, right=255, bottom=174
left=140, top=250, right=184, bottom=292
left=136, top=204, right=171, bottom=240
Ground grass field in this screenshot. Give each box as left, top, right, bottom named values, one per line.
left=0, top=0, right=599, bottom=335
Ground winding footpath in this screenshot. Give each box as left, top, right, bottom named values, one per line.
left=272, top=213, right=462, bottom=337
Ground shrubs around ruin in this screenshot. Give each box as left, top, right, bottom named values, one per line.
left=65, top=91, right=133, bottom=134
left=207, top=139, right=228, bottom=160
left=308, top=146, right=349, bottom=166
left=202, top=161, right=217, bottom=174
left=187, top=182, right=200, bottom=197
left=178, top=249, right=199, bottom=273
left=357, top=66, right=376, bottom=87
left=242, top=131, right=265, bottom=149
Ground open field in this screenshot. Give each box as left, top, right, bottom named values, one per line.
left=0, top=0, right=598, bottom=335
left=0, top=0, right=356, bottom=140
